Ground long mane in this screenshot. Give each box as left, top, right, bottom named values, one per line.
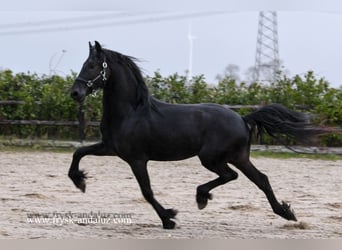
left=104, top=49, right=156, bottom=111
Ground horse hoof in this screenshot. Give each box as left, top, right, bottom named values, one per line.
left=78, top=180, right=86, bottom=193
left=281, top=201, right=297, bottom=221
left=196, top=193, right=213, bottom=210
left=69, top=170, right=87, bottom=193
left=197, top=202, right=207, bottom=210
left=162, top=219, right=176, bottom=229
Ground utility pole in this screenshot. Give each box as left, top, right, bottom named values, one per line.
left=254, top=11, right=280, bottom=83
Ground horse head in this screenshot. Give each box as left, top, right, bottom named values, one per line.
left=71, top=41, right=109, bottom=102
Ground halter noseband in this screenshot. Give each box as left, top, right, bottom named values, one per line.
left=75, top=60, right=108, bottom=93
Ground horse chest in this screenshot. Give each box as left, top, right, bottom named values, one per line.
left=100, top=118, right=141, bottom=155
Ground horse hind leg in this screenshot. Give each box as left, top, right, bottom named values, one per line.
left=233, top=159, right=297, bottom=221
left=196, top=160, right=238, bottom=210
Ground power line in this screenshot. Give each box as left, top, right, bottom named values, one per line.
left=0, top=10, right=235, bottom=36
left=0, top=11, right=160, bottom=29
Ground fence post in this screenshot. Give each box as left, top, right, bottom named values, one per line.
left=78, top=103, right=86, bottom=141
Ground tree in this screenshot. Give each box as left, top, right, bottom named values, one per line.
left=216, top=64, right=240, bottom=82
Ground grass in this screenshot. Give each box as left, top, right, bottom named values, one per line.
left=251, top=151, right=342, bottom=161
left=0, top=145, right=74, bottom=154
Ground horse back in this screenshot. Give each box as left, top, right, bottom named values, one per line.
left=138, top=102, right=249, bottom=161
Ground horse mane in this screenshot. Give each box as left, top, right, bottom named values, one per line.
left=104, top=49, right=157, bottom=112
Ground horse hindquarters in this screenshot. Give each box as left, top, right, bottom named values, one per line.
left=195, top=113, right=249, bottom=209
left=196, top=107, right=297, bottom=221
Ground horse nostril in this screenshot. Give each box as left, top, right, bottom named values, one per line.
left=71, top=91, right=79, bottom=99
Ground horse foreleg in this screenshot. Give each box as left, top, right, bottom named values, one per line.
left=128, top=160, right=178, bottom=229
left=235, top=160, right=297, bottom=221
left=68, top=142, right=115, bottom=192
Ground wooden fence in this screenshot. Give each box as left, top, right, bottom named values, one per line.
left=0, top=100, right=260, bottom=141
left=0, top=100, right=97, bottom=140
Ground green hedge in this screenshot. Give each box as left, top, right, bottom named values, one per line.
left=0, top=69, right=341, bottom=145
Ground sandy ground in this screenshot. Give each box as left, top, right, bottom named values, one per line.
left=0, top=150, right=341, bottom=239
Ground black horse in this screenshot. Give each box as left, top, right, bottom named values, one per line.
left=69, top=41, right=324, bottom=229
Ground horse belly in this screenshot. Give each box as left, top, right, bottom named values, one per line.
left=146, top=131, right=202, bottom=161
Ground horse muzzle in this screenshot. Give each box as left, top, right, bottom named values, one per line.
left=70, top=82, right=89, bottom=103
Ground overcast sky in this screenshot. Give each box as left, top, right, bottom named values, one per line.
left=1, top=0, right=342, bottom=88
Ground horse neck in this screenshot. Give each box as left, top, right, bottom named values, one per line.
left=102, top=72, right=138, bottom=121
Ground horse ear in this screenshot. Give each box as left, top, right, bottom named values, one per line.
left=88, top=41, right=92, bottom=56
left=94, top=41, right=102, bottom=53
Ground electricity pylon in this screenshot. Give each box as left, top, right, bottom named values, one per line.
left=254, top=11, right=280, bottom=83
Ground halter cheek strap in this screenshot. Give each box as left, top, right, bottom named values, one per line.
left=75, top=60, right=108, bottom=91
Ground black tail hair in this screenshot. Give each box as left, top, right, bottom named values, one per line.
left=242, top=103, right=329, bottom=144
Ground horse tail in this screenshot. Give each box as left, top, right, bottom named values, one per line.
left=242, top=103, right=329, bottom=144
